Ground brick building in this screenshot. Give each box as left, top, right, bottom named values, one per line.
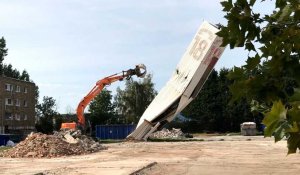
left=0, top=76, right=36, bottom=134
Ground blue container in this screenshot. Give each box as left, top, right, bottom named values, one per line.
left=0, top=135, right=10, bottom=146
left=96, top=124, right=136, bottom=140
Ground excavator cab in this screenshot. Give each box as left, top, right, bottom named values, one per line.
left=61, top=122, right=76, bottom=130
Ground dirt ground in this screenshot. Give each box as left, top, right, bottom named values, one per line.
left=1, top=135, right=300, bottom=175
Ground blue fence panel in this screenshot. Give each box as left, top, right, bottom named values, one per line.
left=0, top=135, right=10, bottom=146
left=96, top=124, right=136, bottom=140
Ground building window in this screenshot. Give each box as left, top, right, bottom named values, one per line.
left=5, top=112, right=12, bottom=120
left=23, top=114, right=28, bottom=120
left=5, top=84, right=13, bottom=91
left=5, top=98, right=13, bottom=106
left=23, top=100, right=28, bottom=107
left=15, top=99, right=20, bottom=107
left=16, top=85, right=21, bottom=92
left=15, top=114, right=21, bottom=121
left=24, top=87, right=28, bottom=93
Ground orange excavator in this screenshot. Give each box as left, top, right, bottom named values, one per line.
left=61, top=64, right=147, bottom=130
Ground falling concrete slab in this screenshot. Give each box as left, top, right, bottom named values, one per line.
left=128, top=21, right=226, bottom=140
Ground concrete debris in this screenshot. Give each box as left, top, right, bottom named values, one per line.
left=1, top=130, right=106, bottom=158
left=149, top=128, right=185, bottom=139
left=64, top=133, right=79, bottom=144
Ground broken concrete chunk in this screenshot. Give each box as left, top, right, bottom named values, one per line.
left=49, top=148, right=58, bottom=155
left=64, top=133, right=78, bottom=144
left=26, top=152, right=38, bottom=157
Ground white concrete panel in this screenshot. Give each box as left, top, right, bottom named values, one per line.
left=136, top=21, right=225, bottom=128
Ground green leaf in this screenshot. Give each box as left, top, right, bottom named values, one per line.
left=287, top=133, right=300, bottom=154
left=275, top=0, right=287, bottom=9
left=245, top=41, right=256, bottom=52
left=220, top=0, right=233, bottom=11
left=250, top=100, right=269, bottom=113
left=236, top=0, right=248, bottom=8
left=286, top=122, right=299, bottom=133
left=295, top=9, right=300, bottom=20
left=227, top=67, right=245, bottom=80
left=216, top=28, right=230, bottom=46
left=249, top=0, right=256, bottom=6
left=244, top=54, right=260, bottom=70
left=287, top=103, right=300, bottom=122
left=264, top=120, right=280, bottom=137
left=278, top=4, right=293, bottom=22
left=263, top=100, right=287, bottom=137
left=273, top=121, right=287, bottom=142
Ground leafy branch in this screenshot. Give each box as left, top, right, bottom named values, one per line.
left=218, top=0, right=300, bottom=154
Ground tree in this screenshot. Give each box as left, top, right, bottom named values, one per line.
left=114, top=74, right=157, bottom=124
left=183, top=70, right=220, bottom=131
left=20, top=70, right=30, bottom=81
left=35, top=96, right=60, bottom=134
left=0, top=37, right=7, bottom=64
left=182, top=69, right=253, bottom=132
left=88, top=89, right=116, bottom=127
left=3, top=64, right=21, bottom=79
left=218, top=0, right=300, bottom=153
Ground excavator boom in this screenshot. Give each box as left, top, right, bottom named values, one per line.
left=61, top=64, right=146, bottom=130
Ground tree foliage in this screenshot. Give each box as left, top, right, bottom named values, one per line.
left=20, top=70, right=30, bottom=81
left=0, top=37, right=8, bottom=64
left=88, top=89, right=116, bottom=127
left=114, top=74, right=157, bottom=124
left=35, top=96, right=60, bottom=134
left=218, top=0, right=300, bottom=153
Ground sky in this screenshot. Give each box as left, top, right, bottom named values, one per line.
left=0, top=0, right=267, bottom=113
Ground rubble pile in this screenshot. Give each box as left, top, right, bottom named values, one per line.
left=1, top=130, right=106, bottom=158
left=149, top=128, right=185, bottom=139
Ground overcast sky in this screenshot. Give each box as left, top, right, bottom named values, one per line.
left=0, top=0, right=268, bottom=113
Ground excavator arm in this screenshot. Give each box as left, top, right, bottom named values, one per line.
left=61, top=64, right=146, bottom=130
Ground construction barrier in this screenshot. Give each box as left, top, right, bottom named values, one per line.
left=96, top=124, right=136, bottom=140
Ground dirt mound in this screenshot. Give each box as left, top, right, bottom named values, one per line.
left=1, top=130, right=106, bottom=158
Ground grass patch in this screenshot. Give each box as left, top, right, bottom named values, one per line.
left=0, top=146, right=11, bottom=152
left=98, top=139, right=124, bottom=144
